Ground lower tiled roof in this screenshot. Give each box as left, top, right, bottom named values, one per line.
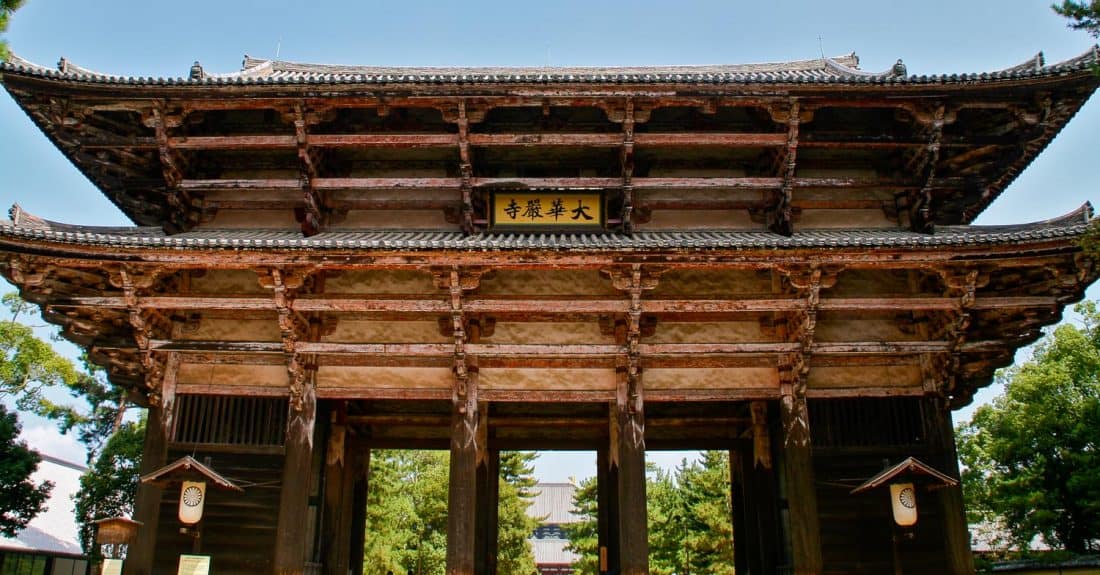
left=0, top=205, right=1090, bottom=252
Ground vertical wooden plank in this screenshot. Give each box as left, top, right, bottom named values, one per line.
left=322, top=405, right=348, bottom=575
left=349, top=448, right=370, bottom=575
left=596, top=447, right=618, bottom=574
left=274, top=375, right=318, bottom=575
left=475, top=447, right=500, bottom=575
left=125, top=352, right=178, bottom=575
left=729, top=448, right=751, bottom=574
left=926, top=400, right=976, bottom=575
left=446, top=369, right=479, bottom=575
left=781, top=392, right=823, bottom=575
left=614, top=372, right=648, bottom=575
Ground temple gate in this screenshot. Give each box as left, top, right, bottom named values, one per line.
left=1, top=48, right=1098, bottom=574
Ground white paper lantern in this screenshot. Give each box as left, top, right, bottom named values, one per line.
left=890, top=482, right=917, bottom=527
left=178, top=480, right=207, bottom=525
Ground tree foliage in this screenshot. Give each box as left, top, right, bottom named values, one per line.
left=0, top=0, right=23, bottom=61
left=0, top=294, right=129, bottom=463
left=363, top=450, right=539, bottom=575
left=564, top=452, right=734, bottom=574
left=1053, top=1, right=1100, bottom=37
left=72, top=419, right=144, bottom=553
left=957, top=301, right=1100, bottom=553
left=0, top=403, right=51, bottom=536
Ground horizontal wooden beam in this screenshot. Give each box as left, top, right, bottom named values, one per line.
left=163, top=132, right=791, bottom=151
left=177, top=175, right=965, bottom=193
left=50, top=295, right=1060, bottom=314
left=147, top=338, right=956, bottom=356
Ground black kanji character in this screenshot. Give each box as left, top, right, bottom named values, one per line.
left=548, top=198, right=566, bottom=220
left=504, top=198, right=520, bottom=219
left=523, top=198, right=543, bottom=220
left=570, top=199, right=594, bottom=221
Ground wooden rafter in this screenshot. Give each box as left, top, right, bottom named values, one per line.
left=293, top=104, right=325, bottom=236
left=457, top=101, right=475, bottom=234
left=620, top=98, right=636, bottom=232
left=145, top=104, right=192, bottom=231
left=905, top=104, right=947, bottom=232
left=768, top=99, right=801, bottom=236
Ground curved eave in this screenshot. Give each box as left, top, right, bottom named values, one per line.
left=2, top=47, right=1097, bottom=87
left=0, top=205, right=1091, bottom=260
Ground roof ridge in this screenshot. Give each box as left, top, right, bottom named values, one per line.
left=5, top=47, right=1097, bottom=85
left=242, top=52, right=862, bottom=76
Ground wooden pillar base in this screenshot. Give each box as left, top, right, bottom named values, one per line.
left=596, top=448, right=619, bottom=574
left=782, top=395, right=823, bottom=575
left=125, top=405, right=167, bottom=575
left=274, top=385, right=318, bottom=575
left=446, top=397, right=479, bottom=575
left=927, top=401, right=976, bottom=575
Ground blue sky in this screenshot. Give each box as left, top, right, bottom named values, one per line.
left=1, top=1, right=1098, bottom=481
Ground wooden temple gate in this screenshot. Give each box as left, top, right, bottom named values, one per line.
left=1, top=48, right=1098, bottom=574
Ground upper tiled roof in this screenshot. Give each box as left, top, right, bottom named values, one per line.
left=0, top=204, right=1090, bottom=253
left=528, top=483, right=582, bottom=525
left=3, top=47, right=1097, bottom=86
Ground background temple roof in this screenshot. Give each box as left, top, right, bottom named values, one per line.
left=3, top=47, right=1096, bottom=85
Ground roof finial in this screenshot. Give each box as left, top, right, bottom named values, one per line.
left=189, top=61, right=204, bottom=81
left=891, top=59, right=907, bottom=77
left=56, top=57, right=68, bottom=72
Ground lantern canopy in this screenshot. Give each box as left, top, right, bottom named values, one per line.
left=139, top=456, right=243, bottom=492
left=140, top=456, right=243, bottom=526
left=851, top=457, right=957, bottom=527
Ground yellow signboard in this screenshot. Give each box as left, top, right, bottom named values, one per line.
left=491, top=192, right=603, bottom=229
left=177, top=554, right=211, bottom=575
left=102, top=559, right=123, bottom=575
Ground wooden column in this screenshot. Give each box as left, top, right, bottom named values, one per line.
left=322, top=406, right=352, bottom=575
left=596, top=447, right=619, bottom=574
left=445, top=367, right=479, bottom=575
left=274, top=369, right=318, bottom=575
left=126, top=352, right=178, bottom=575
left=730, top=448, right=751, bottom=574
left=349, top=448, right=370, bottom=575
left=474, top=447, right=500, bottom=575
left=927, top=400, right=976, bottom=575
left=613, top=372, right=648, bottom=575
left=781, top=391, right=822, bottom=575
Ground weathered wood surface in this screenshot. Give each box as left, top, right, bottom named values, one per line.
left=273, top=379, right=317, bottom=575
left=125, top=352, right=178, bottom=575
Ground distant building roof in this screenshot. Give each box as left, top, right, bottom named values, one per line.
left=0, top=458, right=85, bottom=555
left=528, top=483, right=581, bottom=525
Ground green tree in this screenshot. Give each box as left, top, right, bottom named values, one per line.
left=645, top=466, right=682, bottom=575
left=72, top=419, right=144, bottom=553
left=564, top=454, right=735, bottom=574
left=497, top=452, right=539, bottom=575
left=957, top=301, right=1100, bottom=553
left=563, top=477, right=599, bottom=575
left=1053, top=1, right=1100, bottom=36
left=363, top=450, right=538, bottom=574
left=0, top=403, right=51, bottom=536
left=678, top=452, right=734, bottom=575
left=0, top=294, right=129, bottom=463
left=0, top=292, right=127, bottom=535
left=0, top=0, right=23, bottom=62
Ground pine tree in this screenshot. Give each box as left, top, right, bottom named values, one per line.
left=679, top=452, right=735, bottom=574
left=563, top=476, right=600, bottom=574
left=0, top=403, right=51, bottom=537
left=0, top=0, right=24, bottom=62
left=72, top=419, right=144, bottom=553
